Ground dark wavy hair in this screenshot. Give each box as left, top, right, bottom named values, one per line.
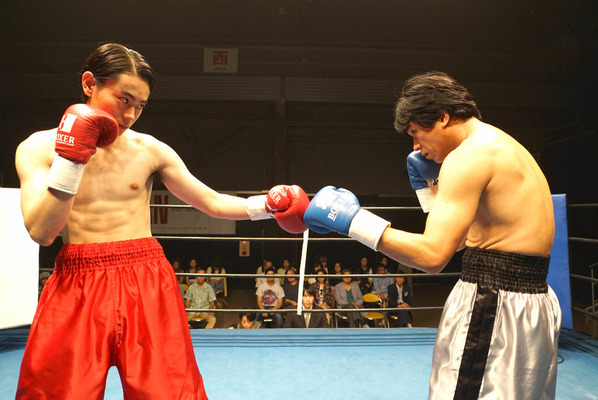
left=394, top=71, right=481, bottom=135
left=303, top=285, right=317, bottom=298
left=79, top=42, right=156, bottom=102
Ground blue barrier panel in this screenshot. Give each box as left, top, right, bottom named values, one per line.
left=547, top=194, right=573, bottom=330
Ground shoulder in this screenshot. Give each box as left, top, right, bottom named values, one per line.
left=122, top=129, right=179, bottom=159
left=121, top=129, right=166, bottom=153
left=438, top=126, right=504, bottom=196
left=16, top=129, right=57, bottom=156
left=444, top=124, right=510, bottom=172
left=16, top=129, right=59, bottom=173
left=186, top=284, right=197, bottom=294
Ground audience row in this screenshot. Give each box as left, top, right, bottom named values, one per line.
left=176, top=254, right=413, bottom=330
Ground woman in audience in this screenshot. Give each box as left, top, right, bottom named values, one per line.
left=313, top=269, right=334, bottom=325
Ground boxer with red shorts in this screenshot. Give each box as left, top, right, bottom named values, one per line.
left=15, top=43, right=309, bottom=399
left=17, top=238, right=206, bottom=399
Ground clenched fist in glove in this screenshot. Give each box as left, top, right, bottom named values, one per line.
left=246, top=185, right=309, bottom=234
left=407, top=150, right=441, bottom=213
left=46, top=104, right=119, bottom=194
left=303, top=186, right=390, bottom=250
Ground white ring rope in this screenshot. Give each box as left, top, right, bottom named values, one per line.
left=296, top=229, right=309, bottom=316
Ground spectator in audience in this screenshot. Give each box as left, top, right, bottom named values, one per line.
left=178, top=283, right=185, bottom=302
left=284, top=286, right=329, bottom=328
left=372, top=263, right=394, bottom=303
left=354, top=275, right=372, bottom=296
left=282, top=267, right=300, bottom=308
left=319, top=256, right=330, bottom=275
left=256, top=267, right=285, bottom=328
left=379, top=256, right=393, bottom=272
left=313, top=269, right=334, bottom=325
left=230, top=312, right=263, bottom=329
left=172, top=258, right=185, bottom=285
left=255, top=259, right=273, bottom=288
left=184, top=267, right=217, bottom=329
left=207, top=264, right=227, bottom=297
left=334, top=269, right=364, bottom=328
left=355, top=256, right=373, bottom=294
left=397, top=261, right=415, bottom=287
left=329, top=261, right=344, bottom=287
left=308, top=261, right=323, bottom=284
left=387, top=271, right=413, bottom=328
left=314, top=270, right=334, bottom=308
left=187, top=258, right=198, bottom=274
left=39, top=271, right=51, bottom=298
left=277, top=258, right=292, bottom=285
left=185, top=264, right=197, bottom=287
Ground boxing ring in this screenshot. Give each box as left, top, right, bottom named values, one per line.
left=1, top=191, right=598, bottom=399
left=1, top=328, right=598, bottom=399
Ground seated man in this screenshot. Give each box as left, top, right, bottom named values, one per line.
left=256, top=267, right=285, bottom=328
left=334, top=269, right=364, bottom=328
left=185, top=268, right=217, bottom=329
left=230, top=312, right=262, bottom=329
left=371, top=263, right=394, bottom=303
left=282, top=267, right=299, bottom=308
left=387, top=272, right=413, bottom=328
left=284, top=285, right=329, bottom=328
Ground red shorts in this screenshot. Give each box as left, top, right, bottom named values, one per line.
left=16, top=238, right=207, bottom=399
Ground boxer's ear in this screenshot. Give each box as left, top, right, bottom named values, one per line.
left=438, top=111, right=450, bottom=127
left=81, top=71, right=96, bottom=98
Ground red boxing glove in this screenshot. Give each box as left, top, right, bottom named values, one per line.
left=55, top=104, right=119, bottom=164
left=46, top=104, right=119, bottom=194
left=267, top=185, right=309, bottom=234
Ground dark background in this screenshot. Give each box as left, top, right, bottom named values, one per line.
left=1, top=1, right=596, bottom=299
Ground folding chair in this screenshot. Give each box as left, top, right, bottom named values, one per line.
left=362, top=293, right=388, bottom=328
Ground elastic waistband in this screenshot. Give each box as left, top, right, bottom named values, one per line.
left=55, top=237, right=165, bottom=273
left=461, top=247, right=549, bottom=294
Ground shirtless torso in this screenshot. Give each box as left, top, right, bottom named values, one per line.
left=461, top=124, right=554, bottom=255
left=379, top=117, right=554, bottom=273
left=16, top=125, right=249, bottom=246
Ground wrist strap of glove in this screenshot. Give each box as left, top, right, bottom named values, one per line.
left=348, top=209, right=390, bottom=251
left=415, top=186, right=438, bottom=213
left=246, top=195, right=274, bottom=221
left=46, top=155, right=86, bottom=195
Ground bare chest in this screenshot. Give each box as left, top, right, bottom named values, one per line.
left=75, top=148, right=156, bottom=205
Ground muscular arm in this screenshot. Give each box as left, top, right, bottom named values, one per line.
left=154, top=140, right=250, bottom=220
left=15, top=131, right=74, bottom=246
left=378, top=146, right=489, bottom=273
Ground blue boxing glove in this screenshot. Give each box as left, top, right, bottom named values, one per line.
left=407, top=151, right=441, bottom=213
left=304, top=186, right=390, bottom=250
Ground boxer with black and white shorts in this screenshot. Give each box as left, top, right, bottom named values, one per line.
left=303, top=72, right=560, bottom=399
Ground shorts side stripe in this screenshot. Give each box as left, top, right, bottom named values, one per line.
left=453, top=286, right=498, bottom=400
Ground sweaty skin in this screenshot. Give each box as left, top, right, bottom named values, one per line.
left=378, top=116, right=554, bottom=274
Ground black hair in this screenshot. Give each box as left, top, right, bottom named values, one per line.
left=394, top=71, right=481, bottom=135
left=239, top=312, right=256, bottom=322
left=79, top=42, right=156, bottom=102
left=303, top=285, right=317, bottom=298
